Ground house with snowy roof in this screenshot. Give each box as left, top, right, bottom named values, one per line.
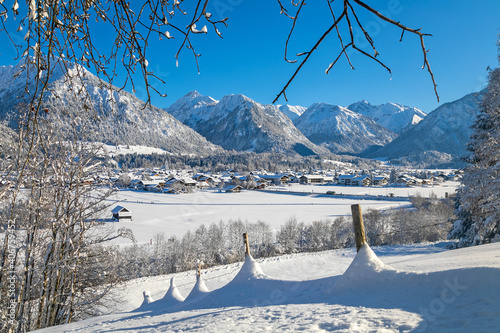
left=111, top=206, right=132, bottom=221
left=225, top=185, right=243, bottom=193
left=337, top=174, right=357, bottom=186
left=258, top=174, right=290, bottom=185
left=351, top=175, right=371, bottom=187
left=372, top=176, right=388, bottom=186
left=299, top=174, right=326, bottom=184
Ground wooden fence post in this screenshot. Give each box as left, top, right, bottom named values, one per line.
left=197, top=261, right=202, bottom=278
left=243, top=233, right=250, bottom=257
left=351, top=204, right=366, bottom=252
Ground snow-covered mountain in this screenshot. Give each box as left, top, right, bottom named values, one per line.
left=369, top=91, right=484, bottom=165
left=0, top=60, right=221, bottom=156
left=348, top=100, right=426, bottom=133
left=276, top=104, right=307, bottom=121
left=294, top=103, right=397, bottom=154
left=166, top=92, right=329, bottom=156
left=166, top=90, right=218, bottom=128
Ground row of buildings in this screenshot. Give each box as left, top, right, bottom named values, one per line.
left=112, top=169, right=460, bottom=193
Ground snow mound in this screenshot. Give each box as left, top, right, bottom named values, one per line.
left=140, top=291, right=154, bottom=307
left=231, top=254, right=267, bottom=283
left=335, top=244, right=400, bottom=290
left=159, top=277, right=185, bottom=305
left=185, top=274, right=210, bottom=301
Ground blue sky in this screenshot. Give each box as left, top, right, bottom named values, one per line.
left=1, top=0, right=499, bottom=114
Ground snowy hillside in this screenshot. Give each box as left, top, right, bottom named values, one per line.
left=166, top=92, right=329, bottom=156
left=165, top=90, right=218, bottom=128
left=0, top=60, right=222, bottom=156
left=348, top=100, right=427, bottom=133
left=370, top=91, right=484, bottom=165
left=276, top=104, right=307, bottom=121
left=294, top=103, right=397, bottom=154
left=36, top=242, right=500, bottom=332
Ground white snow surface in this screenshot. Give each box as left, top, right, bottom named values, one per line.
left=36, top=242, right=500, bottom=332
left=100, top=144, right=169, bottom=156
left=104, top=186, right=426, bottom=244
left=277, top=104, right=307, bottom=121
left=103, top=182, right=458, bottom=244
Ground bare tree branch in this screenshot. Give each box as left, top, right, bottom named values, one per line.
left=274, top=0, right=439, bottom=103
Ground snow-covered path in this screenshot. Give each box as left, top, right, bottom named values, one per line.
left=36, top=242, right=500, bottom=332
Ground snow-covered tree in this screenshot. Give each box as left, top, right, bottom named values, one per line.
left=451, top=44, right=500, bottom=247
left=389, top=168, right=398, bottom=184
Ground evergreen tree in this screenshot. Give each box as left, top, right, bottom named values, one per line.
left=451, top=42, right=500, bottom=247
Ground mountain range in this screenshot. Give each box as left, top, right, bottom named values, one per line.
left=0, top=59, right=484, bottom=167
left=348, top=100, right=427, bottom=133
left=293, top=103, right=397, bottom=154
left=166, top=91, right=329, bottom=156
left=0, top=60, right=221, bottom=156
left=369, top=91, right=484, bottom=165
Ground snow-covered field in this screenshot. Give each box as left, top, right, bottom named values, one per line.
left=267, top=182, right=460, bottom=198
left=100, top=144, right=169, bottom=157
left=106, top=182, right=458, bottom=244
left=36, top=241, right=500, bottom=332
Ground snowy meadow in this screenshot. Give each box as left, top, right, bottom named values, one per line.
left=105, top=182, right=459, bottom=244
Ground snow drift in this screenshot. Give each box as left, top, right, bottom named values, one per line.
left=35, top=243, right=500, bottom=333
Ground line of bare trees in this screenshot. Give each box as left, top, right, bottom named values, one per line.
left=111, top=195, right=455, bottom=281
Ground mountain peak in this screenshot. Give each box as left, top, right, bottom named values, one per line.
left=277, top=104, right=306, bottom=121
left=219, top=93, right=254, bottom=106
left=294, top=102, right=396, bottom=154
left=348, top=100, right=426, bottom=133
left=184, top=90, right=202, bottom=98
left=165, top=91, right=217, bottom=125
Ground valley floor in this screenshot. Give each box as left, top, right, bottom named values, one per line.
left=105, top=182, right=458, bottom=244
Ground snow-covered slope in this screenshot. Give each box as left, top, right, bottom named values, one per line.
left=36, top=242, right=500, bottom=332
left=370, top=91, right=484, bottom=165
left=294, top=103, right=397, bottom=154
left=348, top=100, right=427, bottom=133
left=276, top=104, right=307, bottom=121
left=166, top=90, right=218, bottom=128
left=166, top=92, right=329, bottom=156
left=0, top=60, right=222, bottom=156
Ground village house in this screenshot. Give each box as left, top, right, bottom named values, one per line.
left=111, top=206, right=132, bottom=221
left=299, top=174, right=325, bottom=184
left=351, top=175, right=371, bottom=187
left=258, top=174, right=290, bottom=185
left=337, top=174, right=357, bottom=186
left=142, top=179, right=165, bottom=192
left=372, top=176, right=388, bottom=186
left=225, top=185, right=243, bottom=193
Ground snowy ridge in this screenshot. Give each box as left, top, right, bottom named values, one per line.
left=348, top=100, right=427, bottom=133
left=0, top=59, right=222, bottom=156
left=166, top=92, right=329, bottom=156
left=36, top=242, right=500, bottom=332
left=276, top=104, right=307, bottom=121
left=294, top=102, right=397, bottom=154
left=370, top=91, right=484, bottom=165
left=166, top=90, right=218, bottom=127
